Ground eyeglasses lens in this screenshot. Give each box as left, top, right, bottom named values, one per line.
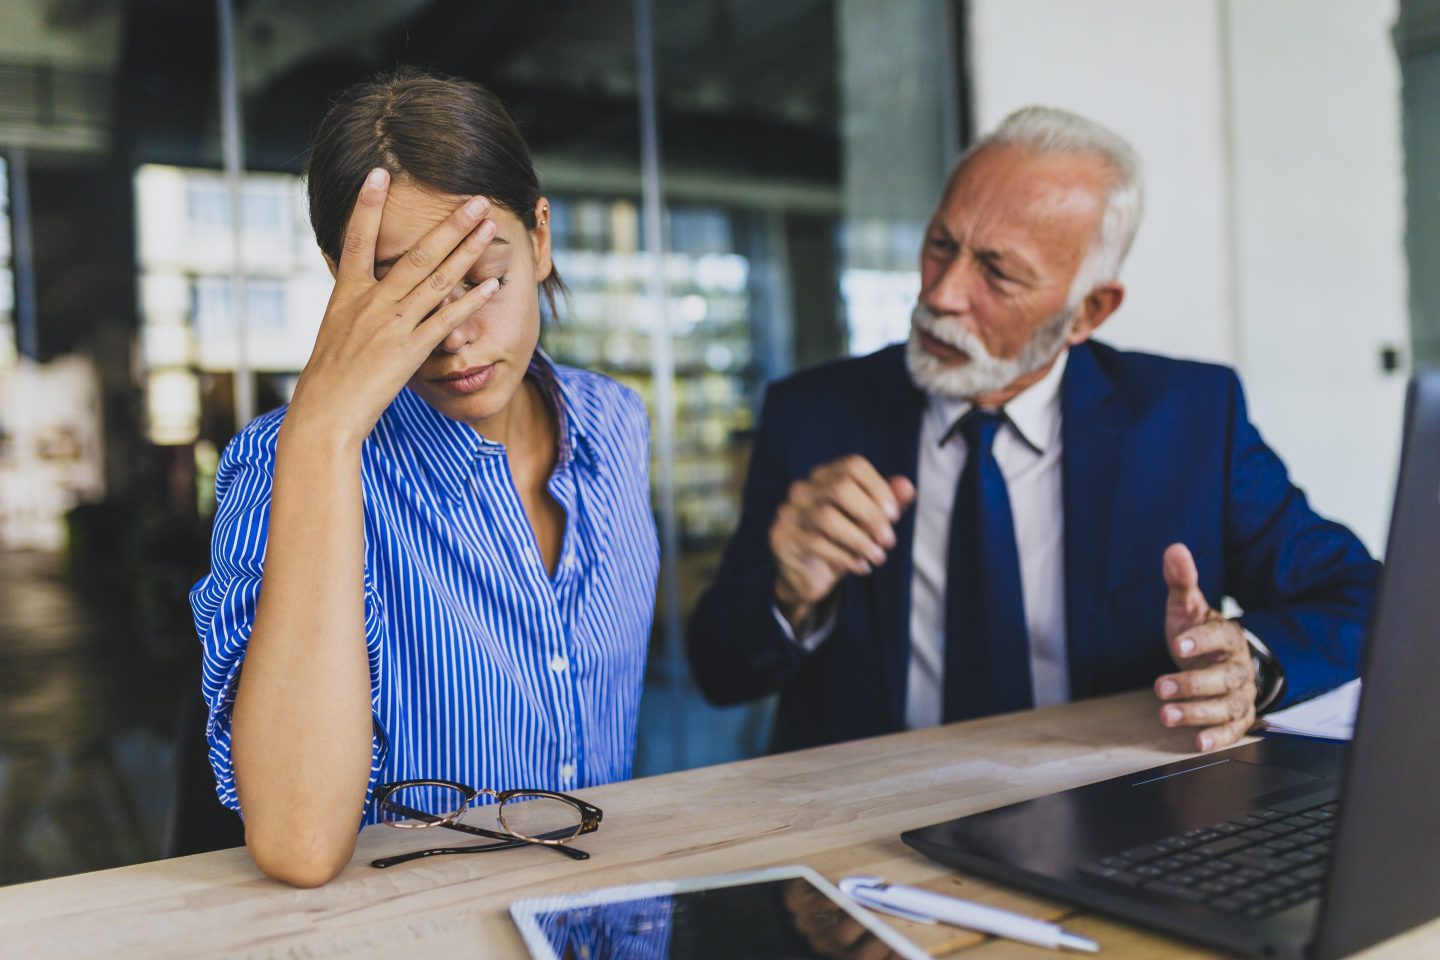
left=498, top=793, right=583, bottom=842
left=378, top=783, right=468, bottom=827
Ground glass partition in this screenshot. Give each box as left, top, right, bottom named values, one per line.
left=0, top=0, right=968, bottom=883
left=637, top=0, right=963, bottom=770
left=0, top=0, right=224, bottom=883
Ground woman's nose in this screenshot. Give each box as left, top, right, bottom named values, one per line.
left=435, top=283, right=478, bottom=353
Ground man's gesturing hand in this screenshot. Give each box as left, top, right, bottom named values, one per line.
left=770, top=455, right=916, bottom=631
left=1154, top=543, right=1258, bottom=752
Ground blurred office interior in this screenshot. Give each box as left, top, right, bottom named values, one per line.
left=0, top=0, right=1432, bottom=883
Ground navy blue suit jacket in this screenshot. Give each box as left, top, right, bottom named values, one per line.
left=686, top=341, right=1380, bottom=753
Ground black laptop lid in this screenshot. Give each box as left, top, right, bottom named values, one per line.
left=1314, top=372, right=1440, bottom=960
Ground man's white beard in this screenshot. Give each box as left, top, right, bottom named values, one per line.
left=904, top=301, right=1076, bottom=399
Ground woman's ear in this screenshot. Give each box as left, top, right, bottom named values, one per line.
left=531, top=197, right=553, bottom=284
left=323, top=254, right=339, bottom=280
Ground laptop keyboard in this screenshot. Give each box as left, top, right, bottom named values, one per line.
left=1079, top=790, right=1337, bottom=920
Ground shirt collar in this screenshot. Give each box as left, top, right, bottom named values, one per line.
left=385, top=349, right=593, bottom=501
left=927, top=347, right=1069, bottom=454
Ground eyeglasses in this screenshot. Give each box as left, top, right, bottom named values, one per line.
left=369, top=778, right=603, bottom=869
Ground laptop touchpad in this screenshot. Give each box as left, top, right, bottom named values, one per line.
left=1131, top=757, right=1318, bottom=796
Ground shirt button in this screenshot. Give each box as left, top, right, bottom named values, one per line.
left=549, top=655, right=568, bottom=674
left=560, top=763, right=576, bottom=781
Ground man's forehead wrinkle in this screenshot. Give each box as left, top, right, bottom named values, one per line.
left=935, top=172, right=1104, bottom=271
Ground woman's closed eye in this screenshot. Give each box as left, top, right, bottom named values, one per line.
left=462, top=274, right=508, bottom=291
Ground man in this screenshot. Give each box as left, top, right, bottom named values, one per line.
left=686, top=106, right=1379, bottom=755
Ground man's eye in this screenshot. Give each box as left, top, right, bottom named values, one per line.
left=982, top=262, right=1012, bottom=283
left=927, top=236, right=956, bottom=254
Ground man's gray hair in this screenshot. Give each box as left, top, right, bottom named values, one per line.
left=961, top=105, right=1145, bottom=302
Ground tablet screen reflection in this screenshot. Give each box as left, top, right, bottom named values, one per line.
left=529, top=877, right=904, bottom=959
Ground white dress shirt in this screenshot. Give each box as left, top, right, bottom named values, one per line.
left=771, top=346, right=1280, bottom=726
left=906, top=350, right=1070, bottom=728
left=771, top=352, right=1070, bottom=727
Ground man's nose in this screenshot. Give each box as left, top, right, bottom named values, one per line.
left=923, top=254, right=977, bottom=316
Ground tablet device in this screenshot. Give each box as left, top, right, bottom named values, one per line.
left=509, top=864, right=929, bottom=960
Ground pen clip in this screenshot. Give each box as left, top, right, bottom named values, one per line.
left=839, top=876, right=937, bottom=925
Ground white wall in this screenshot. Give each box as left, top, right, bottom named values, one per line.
left=969, top=0, right=1235, bottom=365
left=967, top=0, right=1408, bottom=552
left=1224, top=0, right=1408, bottom=553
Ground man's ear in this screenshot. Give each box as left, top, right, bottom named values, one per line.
left=1066, top=281, right=1125, bottom=346
left=531, top=197, right=553, bottom=284
left=323, top=254, right=339, bottom=280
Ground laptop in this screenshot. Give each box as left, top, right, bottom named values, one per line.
left=902, top=372, right=1440, bottom=960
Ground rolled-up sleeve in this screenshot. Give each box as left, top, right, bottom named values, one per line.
left=189, top=415, right=389, bottom=816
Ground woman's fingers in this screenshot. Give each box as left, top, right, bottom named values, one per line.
left=378, top=195, right=491, bottom=300
left=336, top=168, right=390, bottom=283
left=414, top=276, right=500, bottom=347
left=393, top=217, right=497, bottom=327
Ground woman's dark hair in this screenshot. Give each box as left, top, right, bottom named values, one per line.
left=306, top=65, right=566, bottom=315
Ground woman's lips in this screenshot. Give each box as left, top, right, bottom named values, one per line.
left=434, top=363, right=497, bottom=394
left=918, top=329, right=970, bottom=364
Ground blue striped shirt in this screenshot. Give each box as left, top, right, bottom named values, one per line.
left=190, top=354, right=659, bottom=823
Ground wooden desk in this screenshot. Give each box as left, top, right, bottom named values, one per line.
left=1, top=691, right=1435, bottom=959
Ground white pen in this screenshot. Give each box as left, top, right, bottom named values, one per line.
left=840, top=875, right=1100, bottom=953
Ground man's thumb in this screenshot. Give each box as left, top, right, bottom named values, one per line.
left=1164, top=542, right=1205, bottom=605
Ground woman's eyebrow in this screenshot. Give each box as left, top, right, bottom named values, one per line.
left=374, top=236, right=510, bottom=271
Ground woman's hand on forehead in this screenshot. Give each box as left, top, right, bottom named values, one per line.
left=285, top=169, right=505, bottom=442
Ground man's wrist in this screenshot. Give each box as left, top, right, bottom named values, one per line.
left=775, top=596, right=814, bottom=633
left=772, top=588, right=841, bottom=652
left=1241, top=624, right=1286, bottom=713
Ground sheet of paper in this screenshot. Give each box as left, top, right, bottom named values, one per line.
left=1261, top=678, right=1362, bottom=741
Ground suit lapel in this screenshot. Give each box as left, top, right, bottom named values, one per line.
left=1060, top=342, right=1126, bottom=700
left=863, top=347, right=926, bottom=728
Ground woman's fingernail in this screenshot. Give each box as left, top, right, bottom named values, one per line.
left=479, top=277, right=500, bottom=296
left=1200, top=734, right=1214, bottom=750
left=367, top=168, right=387, bottom=188
left=1164, top=706, right=1182, bottom=725
left=465, top=196, right=489, bottom=217
left=1178, top=638, right=1195, bottom=655
left=1159, top=680, right=1178, bottom=698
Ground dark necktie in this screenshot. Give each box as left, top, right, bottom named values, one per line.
left=942, top=408, right=1033, bottom=722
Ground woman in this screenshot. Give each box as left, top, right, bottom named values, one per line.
left=190, top=67, right=658, bottom=887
